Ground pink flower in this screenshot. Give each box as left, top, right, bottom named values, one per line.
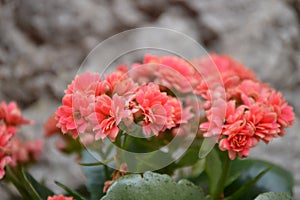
left=166, top=98, right=194, bottom=136
left=0, top=156, right=11, bottom=179
left=233, top=80, right=270, bottom=105
left=268, top=91, right=295, bottom=136
left=65, top=71, right=101, bottom=95
left=217, top=101, right=281, bottom=160
left=47, top=195, right=74, bottom=200
left=44, top=114, right=61, bottom=137
left=235, top=81, right=295, bottom=136
left=133, top=83, right=174, bottom=136
left=131, top=62, right=157, bottom=84
left=56, top=72, right=101, bottom=138
left=168, top=98, right=193, bottom=125
left=132, top=54, right=199, bottom=93
left=244, top=103, right=280, bottom=143
left=0, top=101, right=32, bottom=133
left=0, top=101, right=40, bottom=179
left=219, top=131, right=258, bottom=160
left=56, top=94, right=78, bottom=137
left=218, top=101, right=259, bottom=160
left=0, top=124, right=13, bottom=149
left=0, top=125, right=13, bottom=177
left=102, top=66, right=137, bottom=97
left=93, top=94, right=130, bottom=141
left=8, top=137, right=43, bottom=167
left=194, top=54, right=257, bottom=100
left=199, top=98, right=226, bottom=137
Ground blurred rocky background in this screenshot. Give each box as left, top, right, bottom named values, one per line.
left=0, top=0, right=299, bottom=199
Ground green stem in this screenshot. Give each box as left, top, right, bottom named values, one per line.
left=212, top=154, right=231, bottom=200
left=104, top=165, right=110, bottom=180
left=79, top=157, right=114, bottom=166
left=122, top=134, right=128, bottom=149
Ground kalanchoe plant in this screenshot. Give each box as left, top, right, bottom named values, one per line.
left=0, top=54, right=295, bottom=200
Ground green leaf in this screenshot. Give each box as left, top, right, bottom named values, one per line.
left=81, top=150, right=113, bottom=200
left=205, top=148, right=222, bottom=195
left=25, top=172, right=55, bottom=200
left=101, top=171, right=205, bottom=200
left=16, top=168, right=42, bottom=200
left=254, top=192, right=293, bottom=200
left=55, top=181, right=85, bottom=200
left=225, top=159, right=294, bottom=200
left=226, top=157, right=258, bottom=187
left=225, top=167, right=271, bottom=200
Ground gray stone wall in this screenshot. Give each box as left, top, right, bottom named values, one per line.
left=0, top=0, right=299, bottom=199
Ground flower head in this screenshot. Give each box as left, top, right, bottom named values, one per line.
left=56, top=72, right=101, bottom=138
left=8, top=137, right=43, bottom=167
left=133, top=83, right=173, bottom=136
left=132, top=54, right=199, bottom=93
left=93, top=94, right=130, bottom=141
left=0, top=101, right=32, bottom=134
left=0, top=101, right=40, bottom=178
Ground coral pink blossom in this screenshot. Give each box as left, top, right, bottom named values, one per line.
left=233, top=80, right=271, bottom=105
left=194, top=54, right=257, bottom=100
left=9, top=137, right=43, bottom=167
left=200, top=98, right=227, bottom=137
left=44, top=114, right=61, bottom=137
left=102, top=66, right=137, bottom=97
left=168, top=98, right=193, bottom=125
left=93, top=94, right=130, bottom=141
left=65, top=71, right=101, bottom=95
left=219, top=132, right=258, bottom=160
left=47, top=195, right=74, bottom=200
left=218, top=101, right=259, bottom=160
left=56, top=72, right=101, bottom=138
left=0, top=101, right=40, bottom=178
left=131, top=62, right=157, bottom=84
left=0, top=124, right=13, bottom=179
left=0, top=101, right=32, bottom=134
left=244, top=103, right=280, bottom=143
left=53, top=54, right=295, bottom=161
left=268, top=91, right=295, bottom=136
left=0, top=156, right=11, bottom=179
left=131, top=54, right=199, bottom=93
left=134, top=83, right=174, bottom=135
left=167, top=98, right=194, bottom=136
left=218, top=100, right=283, bottom=160
left=56, top=94, right=78, bottom=137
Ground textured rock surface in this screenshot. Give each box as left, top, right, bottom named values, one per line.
left=0, top=0, right=299, bottom=199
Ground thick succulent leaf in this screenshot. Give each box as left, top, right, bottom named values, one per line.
left=81, top=150, right=113, bottom=200
left=101, top=171, right=205, bottom=200
left=254, top=192, right=293, bottom=200
left=225, top=159, right=294, bottom=200
left=225, top=167, right=271, bottom=200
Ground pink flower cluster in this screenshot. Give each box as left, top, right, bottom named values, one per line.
left=0, top=101, right=43, bottom=179
left=56, top=53, right=295, bottom=160
left=131, top=54, right=199, bottom=93
left=56, top=57, right=195, bottom=142
left=197, top=54, right=295, bottom=160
